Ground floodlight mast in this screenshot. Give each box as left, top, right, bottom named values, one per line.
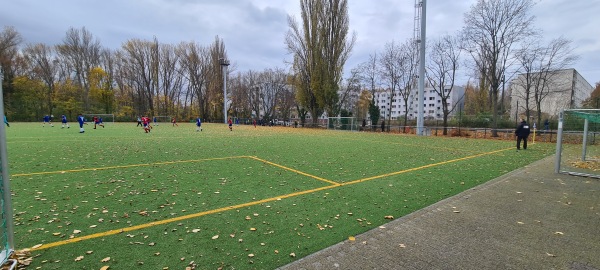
left=415, top=0, right=426, bottom=136
left=220, top=58, right=230, bottom=124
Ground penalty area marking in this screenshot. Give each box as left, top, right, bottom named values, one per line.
left=30, top=147, right=511, bottom=251
left=11, top=156, right=251, bottom=177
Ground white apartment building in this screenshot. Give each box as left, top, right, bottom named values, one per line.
left=509, top=68, right=592, bottom=118
left=375, top=85, right=465, bottom=121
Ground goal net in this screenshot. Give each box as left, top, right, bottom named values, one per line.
left=152, top=116, right=173, bottom=125
left=555, top=109, right=600, bottom=178
left=83, top=114, right=114, bottom=124
left=327, top=117, right=358, bottom=131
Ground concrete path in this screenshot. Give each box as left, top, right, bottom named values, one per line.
left=278, top=156, right=600, bottom=270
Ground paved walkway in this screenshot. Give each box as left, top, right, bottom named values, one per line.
left=278, top=156, right=600, bottom=270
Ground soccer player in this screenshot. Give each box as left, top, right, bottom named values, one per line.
left=61, top=114, right=70, bottom=128
left=136, top=116, right=142, bottom=127
left=142, top=116, right=151, bottom=133
left=77, top=114, right=85, bottom=133
left=253, top=119, right=256, bottom=128
left=93, top=116, right=99, bottom=129
left=42, top=115, right=51, bottom=127
left=98, top=117, right=105, bottom=128
left=196, top=117, right=202, bottom=132
left=4, top=115, right=9, bottom=127
left=228, top=117, right=233, bottom=131
left=153, top=116, right=158, bottom=126
left=171, top=117, right=178, bottom=127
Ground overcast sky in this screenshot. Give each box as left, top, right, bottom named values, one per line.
left=2, top=0, right=599, bottom=86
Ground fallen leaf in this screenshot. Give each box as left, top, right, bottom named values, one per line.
left=86, top=251, right=93, bottom=254
left=384, top=215, right=394, bottom=219
left=248, top=254, right=255, bottom=258
left=212, top=235, right=219, bottom=240
left=250, top=228, right=257, bottom=231
left=289, top=252, right=296, bottom=258
left=191, top=229, right=200, bottom=233
left=348, top=236, right=355, bottom=241
left=399, top=244, right=406, bottom=248
left=74, top=256, right=84, bottom=261
left=554, top=232, right=564, bottom=235
left=101, top=257, right=111, bottom=262
left=100, top=266, right=110, bottom=270
left=517, top=221, right=524, bottom=225
left=546, top=252, right=556, bottom=257
left=73, top=230, right=82, bottom=234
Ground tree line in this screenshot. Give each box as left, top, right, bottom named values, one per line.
left=0, top=0, right=588, bottom=133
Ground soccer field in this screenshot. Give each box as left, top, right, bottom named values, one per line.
left=5, top=122, right=554, bottom=269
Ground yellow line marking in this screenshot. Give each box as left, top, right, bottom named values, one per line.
left=342, top=148, right=511, bottom=185
left=12, top=156, right=250, bottom=177
left=248, top=156, right=341, bottom=185
left=30, top=148, right=510, bottom=251
left=32, top=184, right=338, bottom=251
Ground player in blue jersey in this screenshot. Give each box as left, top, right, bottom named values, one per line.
left=61, top=114, right=70, bottom=128
left=196, top=117, right=202, bottom=132
left=77, top=113, right=85, bottom=133
left=42, top=115, right=53, bottom=127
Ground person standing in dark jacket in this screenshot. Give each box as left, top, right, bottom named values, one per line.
left=515, top=119, right=531, bottom=150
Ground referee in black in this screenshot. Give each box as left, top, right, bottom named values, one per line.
left=515, top=118, right=531, bottom=150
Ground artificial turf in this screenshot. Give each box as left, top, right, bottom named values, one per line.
left=4, top=122, right=554, bottom=269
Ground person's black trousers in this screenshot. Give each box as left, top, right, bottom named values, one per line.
left=517, top=136, right=528, bottom=150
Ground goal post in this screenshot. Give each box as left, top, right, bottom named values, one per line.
left=152, top=116, right=172, bottom=125
left=327, top=117, right=358, bottom=131
left=555, top=109, right=600, bottom=178
left=83, top=114, right=114, bottom=124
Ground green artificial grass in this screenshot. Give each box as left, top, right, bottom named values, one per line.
left=4, top=122, right=554, bottom=269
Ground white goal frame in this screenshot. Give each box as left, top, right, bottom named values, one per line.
left=555, top=109, right=600, bottom=178
left=152, top=116, right=173, bottom=125
left=327, top=117, right=358, bottom=131
left=83, top=114, right=114, bottom=123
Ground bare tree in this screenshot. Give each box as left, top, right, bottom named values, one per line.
left=257, top=68, right=288, bottom=121
left=514, top=37, right=577, bottom=125
left=462, top=0, right=536, bottom=136
left=379, top=41, right=402, bottom=131
left=397, top=39, right=420, bottom=131
left=23, top=43, right=59, bottom=115
left=120, top=39, right=158, bottom=116
left=426, top=34, right=462, bottom=135
left=56, top=27, right=102, bottom=111
left=0, top=26, right=23, bottom=112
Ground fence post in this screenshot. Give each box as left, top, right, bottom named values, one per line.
left=555, top=111, right=564, bottom=173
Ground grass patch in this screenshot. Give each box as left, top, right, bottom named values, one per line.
left=5, top=122, right=554, bottom=269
